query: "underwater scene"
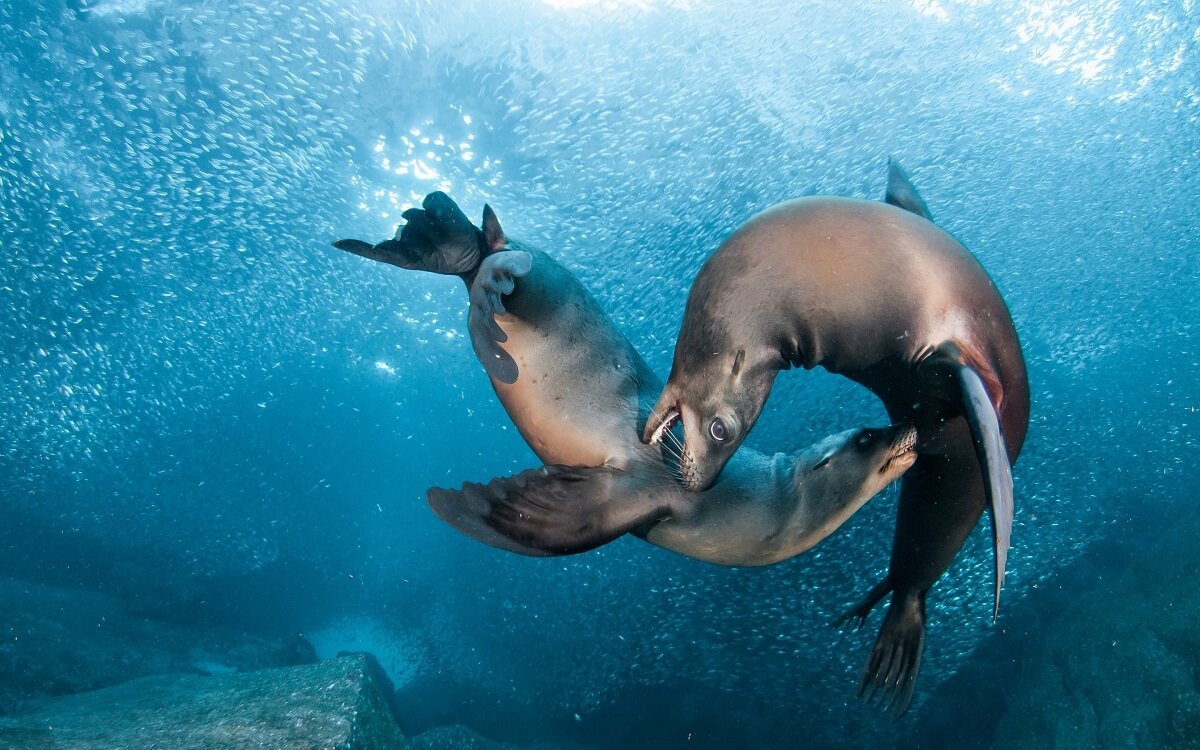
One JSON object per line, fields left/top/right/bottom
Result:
{"left": 1, "top": 0, "right": 1197, "bottom": 748}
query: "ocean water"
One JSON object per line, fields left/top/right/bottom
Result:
{"left": 0, "top": 0, "right": 1197, "bottom": 748}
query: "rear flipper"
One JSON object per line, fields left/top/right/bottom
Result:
{"left": 832, "top": 577, "right": 892, "bottom": 630}
{"left": 427, "top": 465, "right": 671, "bottom": 556}
{"left": 468, "top": 250, "right": 533, "bottom": 384}
{"left": 333, "top": 191, "right": 510, "bottom": 278}
{"left": 857, "top": 589, "right": 926, "bottom": 718}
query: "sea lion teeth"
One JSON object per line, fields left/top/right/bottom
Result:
{"left": 649, "top": 407, "right": 679, "bottom": 445}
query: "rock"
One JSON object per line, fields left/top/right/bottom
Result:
{"left": 993, "top": 510, "right": 1200, "bottom": 749}
{"left": 0, "top": 577, "right": 312, "bottom": 714}
{"left": 408, "top": 725, "right": 580, "bottom": 750}
{"left": 409, "top": 725, "right": 525, "bottom": 750}
{"left": 0, "top": 655, "right": 405, "bottom": 749}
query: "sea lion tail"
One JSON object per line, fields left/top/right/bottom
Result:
{"left": 857, "top": 589, "right": 926, "bottom": 719}
{"left": 333, "top": 191, "right": 506, "bottom": 276}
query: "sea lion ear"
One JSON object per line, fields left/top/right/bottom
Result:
{"left": 481, "top": 204, "right": 507, "bottom": 253}
{"left": 731, "top": 349, "right": 746, "bottom": 377}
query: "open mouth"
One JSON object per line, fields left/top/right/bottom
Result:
{"left": 881, "top": 425, "right": 919, "bottom": 473}
{"left": 649, "top": 407, "right": 697, "bottom": 489}
{"left": 649, "top": 406, "right": 680, "bottom": 445}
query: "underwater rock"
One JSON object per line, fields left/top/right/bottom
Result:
{"left": 409, "top": 724, "right": 583, "bottom": 750}
{"left": 993, "top": 510, "right": 1200, "bottom": 749}
{"left": 0, "top": 577, "right": 312, "bottom": 714}
{"left": 0, "top": 655, "right": 405, "bottom": 749}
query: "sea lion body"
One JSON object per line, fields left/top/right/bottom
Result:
{"left": 478, "top": 245, "right": 653, "bottom": 471}
{"left": 462, "top": 243, "right": 915, "bottom": 567}
{"left": 644, "top": 165, "right": 1029, "bottom": 713}
{"left": 335, "top": 193, "right": 916, "bottom": 567}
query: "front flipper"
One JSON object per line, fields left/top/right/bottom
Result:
{"left": 468, "top": 250, "right": 533, "bottom": 384}
{"left": 925, "top": 346, "right": 1014, "bottom": 620}
{"left": 883, "top": 158, "right": 933, "bottom": 222}
{"left": 427, "top": 465, "right": 670, "bottom": 556}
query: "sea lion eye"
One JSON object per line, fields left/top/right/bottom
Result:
{"left": 814, "top": 456, "right": 831, "bottom": 470}
{"left": 855, "top": 430, "right": 873, "bottom": 449}
{"left": 709, "top": 418, "right": 728, "bottom": 442}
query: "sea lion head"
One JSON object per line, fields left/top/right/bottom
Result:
{"left": 643, "top": 345, "right": 777, "bottom": 492}
{"left": 785, "top": 423, "right": 918, "bottom": 547}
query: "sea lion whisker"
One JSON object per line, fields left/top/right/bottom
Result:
{"left": 660, "top": 424, "right": 685, "bottom": 453}
{"left": 658, "top": 415, "right": 686, "bottom": 452}
{"left": 657, "top": 441, "right": 682, "bottom": 463}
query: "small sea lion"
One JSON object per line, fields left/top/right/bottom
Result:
{"left": 334, "top": 192, "right": 916, "bottom": 566}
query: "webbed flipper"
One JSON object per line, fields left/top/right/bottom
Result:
{"left": 427, "top": 465, "right": 670, "bottom": 556}
{"left": 333, "top": 191, "right": 487, "bottom": 275}
{"left": 883, "top": 158, "right": 933, "bottom": 222}
{"left": 832, "top": 578, "right": 892, "bottom": 631}
{"left": 857, "top": 589, "right": 926, "bottom": 719}
{"left": 468, "top": 250, "right": 533, "bottom": 384}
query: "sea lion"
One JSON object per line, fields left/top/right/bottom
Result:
{"left": 642, "top": 161, "right": 1029, "bottom": 714}
{"left": 333, "top": 192, "right": 917, "bottom": 566}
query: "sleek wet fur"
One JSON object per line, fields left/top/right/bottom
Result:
{"left": 334, "top": 193, "right": 917, "bottom": 567}
{"left": 643, "top": 161, "right": 1029, "bottom": 715}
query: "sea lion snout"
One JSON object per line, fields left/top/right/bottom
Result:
{"left": 643, "top": 393, "right": 728, "bottom": 493}
{"left": 880, "top": 424, "right": 919, "bottom": 476}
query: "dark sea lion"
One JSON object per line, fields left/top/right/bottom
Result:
{"left": 641, "top": 161, "right": 1029, "bottom": 714}
{"left": 334, "top": 192, "right": 917, "bottom": 566}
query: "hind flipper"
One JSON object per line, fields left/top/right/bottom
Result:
{"left": 427, "top": 464, "right": 670, "bottom": 556}
{"left": 883, "top": 158, "right": 933, "bottom": 222}
{"left": 857, "top": 589, "right": 926, "bottom": 718}
{"left": 333, "top": 191, "right": 485, "bottom": 275}
{"left": 832, "top": 578, "right": 892, "bottom": 630}
{"left": 468, "top": 250, "right": 533, "bottom": 384}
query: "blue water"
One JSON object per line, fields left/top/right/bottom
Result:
{"left": 1, "top": 0, "right": 1197, "bottom": 747}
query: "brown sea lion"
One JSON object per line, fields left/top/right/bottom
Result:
{"left": 333, "top": 192, "right": 916, "bottom": 566}
{"left": 641, "top": 161, "right": 1029, "bottom": 714}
